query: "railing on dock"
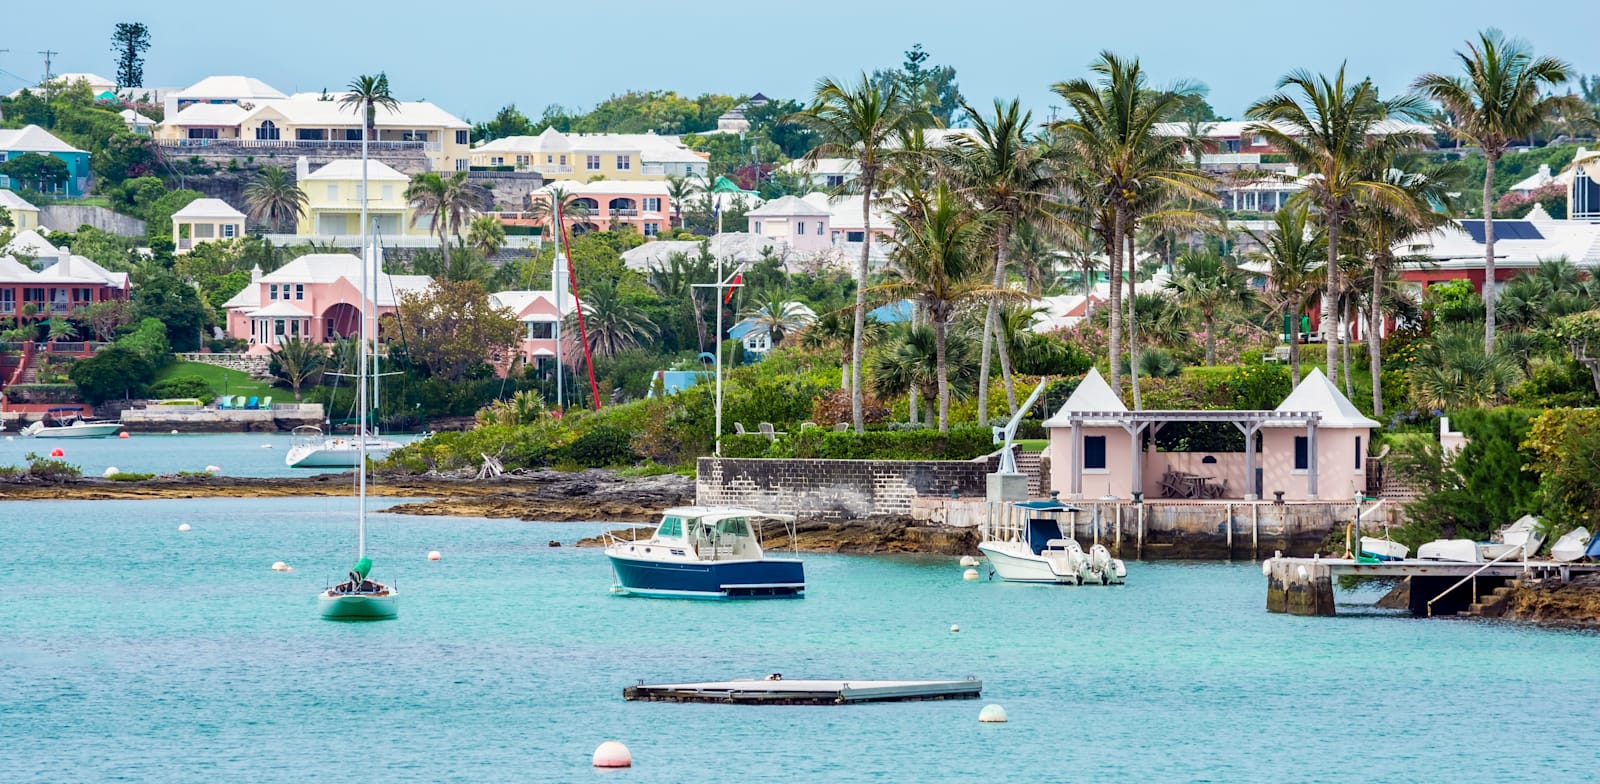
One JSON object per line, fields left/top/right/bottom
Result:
{"left": 1425, "top": 546, "right": 1526, "bottom": 618}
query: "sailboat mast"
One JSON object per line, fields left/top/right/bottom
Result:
{"left": 356, "top": 96, "right": 371, "bottom": 560}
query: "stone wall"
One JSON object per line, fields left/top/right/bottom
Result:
{"left": 697, "top": 455, "right": 1006, "bottom": 519}
{"left": 176, "top": 353, "right": 271, "bottom": 376}
{"left": 38, "top": 206, "right": 146, "bottom": 237}
{"left": 120, "top": 403, "right": 324, "bottom": 433}
{"left": 467, "top": 170, "right": 547, "bottom": 210}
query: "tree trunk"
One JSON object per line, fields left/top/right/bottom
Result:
{"left": 853, "top": 178, "right": 873, "bottom": 434}
{"left": 1108, "top": 208, "right": 1125, "bottom": 396}
{"left": 1324, "top": 214, "right": 1340, "bottom": 379}
{"left": 1341, "top": 297, "right": 1354, "bottom": 397}
{"left": 908, "top": 387, "right": 918, "bottom": 426}
{"left": 1289, "top": 331, "right": 1301, "bottom": 386}
{"left": 1483, "top": 155, "right": 1498, "bottom": 351}
{"left": 1127, "top": 230, "right": 1141, "bottom": 411}
{"left": 1368, "top": 260, "right": 1385, "bottom": 418}
{"left": 935, "top": 317, "right": 950, "bottom": 433}
{"left": 1204, "top": 312, "right": 1216, "bottom": 365}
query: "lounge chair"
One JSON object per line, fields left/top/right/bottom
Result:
{"left": 217, "top": 396, "right": 232, "bottom": 410}
{"left": 260, "top": 396, "right": 273, "bottom": 410}
{"left": 758, "top": 422, "right": 785, "bottom": 440}
{"left": 801, "top": 422, "right": 817, "bottom": 430}
{"left": 234, "top": 395, "right": 247, "bottom": 409}
{"left": 834, "top": 423, "right": 849, "bottom": 432}
{"left": 733, "top": 422, "right": 749, "bottom": 435}
{"left": 245, "top": 396, "right": 259, "bottom": 410}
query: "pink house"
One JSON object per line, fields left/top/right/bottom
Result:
{"left": 527, "top": 180, "right": 672, "bottom": 238}
{"left": 489, "top": 289, "right": 569, "bottom": 371}
{"left": 746, "top": 196, "right": 832, "bottom": 253}
{"left": 1045, "top": 368, "right": 1375, "bottom": 502}
{"left": 221, "top": 253, "right": 432, "bottom": 353}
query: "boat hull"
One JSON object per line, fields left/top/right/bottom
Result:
{"left": 978, "top": 542, "right": 1080, "bottom": 584}
{"left": 318, "top": 590, "right": 400, "bottom": 620}
{"left": 26, "top": 423, "right": 123, "bottom": 438}
{"left": 1359, "top": 537, "right": 1409, "bottom": 561}
{"left": 1552, "top": 528, "right": 1592, "bottom": 563}
{"left": 1417, "top": 539, "right": 1482, "bottom": 563}
{"left": 607, "top": 554, "right": 804, "bottom": 599}
{"left": 287, "top": 440, "right": 401, "bottom": 468}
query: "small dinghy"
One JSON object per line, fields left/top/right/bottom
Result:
{"left": 1359, "top": 536, "right": 1409, "bottom": 561}
{"left": 1417, "top": 538, "right": 1482, "bottom": 563}
{"left": 1551, "top": 527, "right": 1592, "bottom": 563}
{"left": 1479, "top": 515, "right": 1546, "bottom": 561}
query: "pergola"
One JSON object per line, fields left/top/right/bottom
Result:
{"left": 1060, "top": 409, "right": 1323, "bottom": 501}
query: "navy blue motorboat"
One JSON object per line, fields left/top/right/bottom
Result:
{"left": 605, "top": 507, "right": 805, "bottom": 599}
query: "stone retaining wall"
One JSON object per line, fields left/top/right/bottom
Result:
{"left": 38, "top": 206, "right": 146, "bottom": 237}
{"left": 697, "top": 455, "right": 1005, "bottom": 519}
{"left": 176, "top": 353, "right": 271, "bottom": 376}
{"left": 120, "top": 404, "right": 323, "bottom": 433}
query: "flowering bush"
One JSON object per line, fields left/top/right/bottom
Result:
{"left": 1495, "top": 182, "right": 1567, "bottom": 219}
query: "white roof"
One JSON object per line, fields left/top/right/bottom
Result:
{"left": 1151, "top": 119, "right": 1433, "bottom": 139}
{"left": 2, "top": 229, "right": 59, "bottom": 256}
{"left": 0, "top": 255, "right": 40, "bottom": 281}
{"left": 1508, "top": 164, "right": 1570, "bottom": 194}
{"left": 0, "top": 125, "right": 85, "bottom": 154}
{"left": 7, "top": 73, "right": 115, "bottom": 98}
{"left": 163, "top": 102, "right": 250, "bottom": 126}
{"left": 1043, "top": 368, "right": 1127, "bottom": 426}
{"left": 224, "top": 253, "right": 433, "bottom": 310}
{"left": 246, "top": 98, "right": 467, "bottom": 129}
{"left": 250, "top": 301, "right": 314, "bottom": 318}
{"left": 619, "top": 232, "right": 783, "bottom": 272}
{"left": 1402, "top": 218, "right": 1600, "bottom": 269}
{"left": 781, "top": 157, "right": 859, "bottom": 177}
{"left": 1273, "top": 368, "right": 1379, "bottom": 428}
{"left": 33, "top": 252, "right": 129, "bottom": 288}
{"left": 119, "top": 108, "right": 158, "bottom": 126}
{"left": 174, "top": 75, "right": 286, "bottom": 100}
{"left": 172, "top": 198, "right": 246, "bottom": 220}
{"left": 536, "top": 179, "right": 672, "bottom": 197}
{"left": 747, "top": 195, "right": 830, "bottom": 218}
{"left": 799, "top": 192, "right": 890, "bottom": 232}
{"left": 0, "top": 189, "right": 39, "bottom": 212}
{"left": 475, "top": 129, "right": 707, "bottom": 164}
{"left": 302, "top": 159, "right": 410, "bottom": 182}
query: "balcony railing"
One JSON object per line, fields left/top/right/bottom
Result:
{"left": 160, "top": 138, "right": 443, "bottom": 153}
{"left": 609, "top": 208, "right": 639, "bottom": 216}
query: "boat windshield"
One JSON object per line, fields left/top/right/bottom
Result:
{"left": 657, "top": 516, "right": 685, "bottom": 539}
{"left": 715, "top": 517, "right": 750, "bottom": 538}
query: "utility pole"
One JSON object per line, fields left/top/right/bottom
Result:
{"left": 38, "top": 50, "right": 57, "bottom": 83}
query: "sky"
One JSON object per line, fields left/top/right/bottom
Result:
{"left": 3, "top": 1, "right": 1598, "bottom": 125}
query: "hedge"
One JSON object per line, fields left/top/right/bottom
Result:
{"left": 3, "top": 383, "right": 79, "bottom": 403}
{"left": 719, "top": 426, "right": 996, "bottom": 461}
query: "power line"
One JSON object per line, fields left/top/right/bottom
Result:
{"left": 38, "top": 49, "right": 58, "bottom": 82}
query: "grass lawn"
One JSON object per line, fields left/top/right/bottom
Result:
{"left": 1016, "top": 438, "right": 1049, "bottom": 452}
{"left": 155, "top": 360, "right": 280, "bottom": 401}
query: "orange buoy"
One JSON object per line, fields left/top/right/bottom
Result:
{"left": 49, "top": 448, "right": 65, "bottom": 457}
{"left": 118, "top": 432, "right": 130, "bottom": 439}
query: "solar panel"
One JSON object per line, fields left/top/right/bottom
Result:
{"left": 1461, "top": 220, "right": 1543, "bottom": 243}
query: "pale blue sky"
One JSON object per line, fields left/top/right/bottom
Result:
{"left": 3, "top": 1, "right": 1597, "bottom": 124}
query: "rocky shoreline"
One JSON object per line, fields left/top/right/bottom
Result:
{"left": 1504, "top": 575, "right": 1600, "bottom": 628}
{"left": 575, "top": 518, "right": 978, "bottom": 555}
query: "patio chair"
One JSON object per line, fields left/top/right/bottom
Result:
{"left": 834, "top": 423, "right": 849, "bottom": 432}
{"left": 245, "top": 396, "right": 259, "bottom": 410}
{"left": 217, "top": 396, "right": 232, "bottom": 410}
{"left": 260, "top": 396, "right": 273, "bottom": 410}
{"left": 733, "top": 422, "right": 749, "bottom": 435}
{"left": 234, "top": 396, "right": 247, "bottom": 409}
{"left": 801, "top": 422, "right": 817, "bottom": 430}
{"left": 758, "top": 422, "right": 778, "bottom": 440}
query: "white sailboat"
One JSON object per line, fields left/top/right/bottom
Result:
{"left": 317, "top": 103, "right": 398, "bottom": 621}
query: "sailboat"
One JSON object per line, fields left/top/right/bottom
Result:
{"left": 317, "top": 111, "right": 398, "bottom": 621}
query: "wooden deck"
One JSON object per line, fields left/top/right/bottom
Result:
{"left": 623, "top": 678, "right": 983, "bottom": 705}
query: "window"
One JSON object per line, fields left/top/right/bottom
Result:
{"left": 269, "top": 284, "right": 279, "bottom": 300}
{"left": 825, "top": 174, "right": 845, "bottom": 188}
{"left": 796, "top": 221, "right": 805, "bottom": 235}
{"left": 546, "top": 155, "right": 554, "bottom": 164}
{"left": 381, "top": 185, "right": 393, "bottom": 201}
{"left": 559, "top": 155, "right": 567, "bottom": 166}
{"left": 490, "top": 156, "right": 504, "bottom": 166}
{"left": 642, "top": 197, "right": 661, "bottom": 212}
{"left": 455, "top": 130, "right": 469, "bottom": 145}
{"left": 528, "top": 322, "right": 555, "bottom": 339}
{"left": 753, "top": 221, "right": 763, "bottom": 233}
{"left": 188, "top": 128, "right": 219, "bottom": 140}
{"left": 658, "top": 516, "right": 683, "bottom": 538}
{"left": 402, "top": 130, "right": 429, "bottom": 142}
{"left": 343, "top": 129, "right": 362, "bottom": 141}
{"left": 643, "top": 222, "right": 660, "bottom": 237}
{"left": 1251, "top": 134, "right": 1266, "bottom": 147}
{"left": 326, "top": 184, "right": 338, "bottom": 201}
{"left": 1084, "top": 436, "right": 1107, "bottom": 470}
{"left": 455, "top": 159, "right": 468, "bottom": 171}
{"left": 326, "top": 320, "right": 336, "bottom": 339}
{"left": 716, "top": 518, "right": 749, "bottom": 537}
{"left": 846, "top": 230, "right": 865, "bottom": 242}
{"left": 615, "top": 155, "right": 631, "bottom": 170}
{"left": 1354, "top": 437, "right": 1362, "bottom": 470}
{"left": 817, "top": 222, "right": 823, "bottom": 236}
{"left": 516, "top": 155, "right": 529, "bottom": 166}
{"left": 222, "top": 224, "right": 237, "bottom": 239}
{"left": 256, "top": 120, "right": 280, "bottom": 141}
{"left": 295, "top": 284, "right": 305, "bottom": 300}
{"left": 1294, "top": 436, "right": 1309, "bottom": 471}
{"left": 586, "top": 155, "right": 601, "bottom": 170}
{"left": 296, "top": 128, "right": 327, "bottom": 141}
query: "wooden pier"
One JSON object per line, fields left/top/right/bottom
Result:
{"left": 1265, "top": 556, "right": 1600, "bottom": 617}
{"left": 623, "top": 678, "right": 983, "bottom": 705}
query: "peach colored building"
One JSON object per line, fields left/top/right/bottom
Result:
{"left": 1045, "top": 368, "right": 1375, "bottom": 502}
{"left": 746, "top": 196, "right": 832, "bottom": 253}
{"left": 527, "top": 180, "right": 672, "bottom": 238}
{"left": 221, "top": 253, "right": 432, "bottom": 354}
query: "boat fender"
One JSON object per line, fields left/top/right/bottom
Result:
{"left": 962, "top": 569, "right": 979, "bottom": 581}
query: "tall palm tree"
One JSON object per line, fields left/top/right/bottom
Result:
{"left": 790, "top": 74, "right": 924, "bottom": 433}
{"left": 467, "top": 214, "right": 506, "bottom": 258}
{"left": 270, "top": 337, "right": 327, "bottom": 400}
{"left": 1413, "top": 30, "right": 1574, "bottom": 351}
{"left": 1245, "top": 204, "right": 1325, "bottom": 384}
{"left": 872, "top": 183, "right": 1003, "bottom": 432}
{"left": 243, "top": 166, "right": 307, "bottom": 233}
{"left": 664, "top": 175, "right": 695, "bottom": 229}
{"left": 1246, "top": 65, "right": 1429, "bottom": 378}
{"left": 870, "top": 324, "right": 978, "bottom": 427}
{"left": 569, "top": 278, "right": 657, "bottom": 358}
{"left": 338, "top": 73, "right": 399, "bottom": 143}
{"left": 950, "top": 98, "right": 1061, "bottom": 424}
{"left": 1052, "top": 53, "right": 1215, "bottom": 395}
{"left": 1164, "top": 250, "right": 1253, "bottom": 365}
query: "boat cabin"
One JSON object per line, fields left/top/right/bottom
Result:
{"left": 652, "top": 507, "right": 769, "bottom": 561}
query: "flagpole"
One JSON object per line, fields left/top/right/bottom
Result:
{"left": 694, "top": 264, "right": 744, "bottom": 457}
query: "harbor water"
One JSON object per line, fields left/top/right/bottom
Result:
{"left": 0, "top": 432, "right": 422, "bottom": 478}
{"left": 2, "top": 497, "right": 1595, "bottom": 782}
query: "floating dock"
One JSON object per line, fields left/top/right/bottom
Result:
{"left": 623, "top": 678, "right": 982, "bottom": 705}
{"left": 1265, "top": 556, "right": 1600, "bottom": 617}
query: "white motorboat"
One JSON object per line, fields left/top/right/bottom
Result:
{"left": 286, "top": 425, "right": 402, "bottom": 468}
{"left": 1551, "top": 527, "right": 1592, "bottom": 563}
{"left": 605, "top": 507, "right": 804, "bottom": 599}
{"left": 21, "top": 408, "right": 122, "bottom": 438}
{"left": 978, "top": 497, "right": 1125, "bottom": 585}
{"left": 1359, "top": 536, "right": 1409, "bottom": 561}
{"left": 1417, "top": 538, "right": 1483, "bottom": 563}
{"left": 1479, "top": 515, "right": 1546, "bottom": 560}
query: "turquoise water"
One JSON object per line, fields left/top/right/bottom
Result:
{"left": 0, "top": 432, "right": 421, "bottom": 478}
{"left": 2, "top": 497, "right": 1595, "bottom": 783}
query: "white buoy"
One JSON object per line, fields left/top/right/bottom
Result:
{"left": 178, "top": 524, "right": 191, "bottom": 532}
{"left": 950, "top": 624, "right": 960, "bottom": 633}
{"left": 592, "top": 741, "right": 632, "bottom": 768}
{"left": 962, "top": 568, "right": 979, "bottom": 581}
{"left": 103, "top": 466, "right": 120, "bottom": 478}
{"left": 170, "top": 429, "right": 179, "bottom": 434}
{"left": 205, "top": 465, "right": 221, "bottom": 474}
{"left": 260, "top": 444, "right": 273, "bottom": 449}
{"left": 271, "top": 561, "right": 288, "bottom": 572}
{"left": 959, "top": 555, "right": 979, "bottom": 568}
{"left": 978, "top": 704, "right": 1008, "bottom": 723}
{"left": 1262, "top": 560, "right": 1273, "bottom": 576}
{"left": 427, "top": 550, "right": 441, "bottom": 561}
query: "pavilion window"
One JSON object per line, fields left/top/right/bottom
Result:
{"left": 270, "top": 284, "right": 279, "bottom": 300}
{"left": 1354, "top": 437, "right": 1362, "bottom": 470}
{"left": 1294, "top": 436, "right": 1309, "bottom": 471}
{"left": 296, "top": 284, "right": 304, "bottom": 300}
{"left": 1084, "top": 436, "right": 1107, "bottom": 470}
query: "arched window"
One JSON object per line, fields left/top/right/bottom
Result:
{"left": 256, "top": 120, "right": 280, "bottom": 141}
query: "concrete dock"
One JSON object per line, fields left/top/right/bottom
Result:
{"left": 623, "top": 678, "right": 983, "bottom": 705}
{"left": 1265, "top": 556, "right": 1600, "bottom": 617}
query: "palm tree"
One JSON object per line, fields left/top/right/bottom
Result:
{"left": 950, "top": 98, "right": 1061, "bottom": 424}
{"left": 243, "top": 166, "right": 307, "bottom": 233}
{"left": 1246, "top": 65, "right": 1428, "bottom": 379}
{"left": 1409, "top": 324, "right": 1522, "bottom": 409}
{"left": 665, "top": 175, "right": 695, "bottom": 229}
{"left": 46, "top": 318, "right": 78, "bottom": 344}
{"left": 872, "top": 183, "right": 1003, "bottom": 432}
{"left": 338, "top": 73, "right": 399, "bottom": 143}
{"left": 569, "top": 278, "right": 657, "bottom": 358}
{"left": 467, "top": 214, "right": 506, "bottom": 258}
{"left": 740, "top": 289, "right": 814, "bottom": 347}
{"left": 790, "top": 74, "right": 924, "bottom": 433}
{"left": 871, "top": 324, "right": 978, "bottom": 426}
{"left": 1245, "top": 204, "right": 1325, "bottom": 384}
{"left": 1164, "top": 250, "right": 1253, "bottom": 365}
{"left": 1052, "top": 53, "right": 1215, "bottom": 395}
{"left": 528, "top": 185, "right": 592, "bottom": 246}
{"left": 270, "top": 337, "right": 327, "bottom": 400}
{"left": 1414, "top": 30, "right": 1574, "bottom": 351}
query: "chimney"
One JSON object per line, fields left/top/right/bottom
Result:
{"left": 296, "top": 155, "right": 310, "bottom": 180}
{"left": 250, "top": 263, "right": 263, "bottom": 282}
{"left": 1538, "top": 163, "right": 1551, "bottom": 178}
{"left": 58, "top": 246, "right": 71, "bottom": 277}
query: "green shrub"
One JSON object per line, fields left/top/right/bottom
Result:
{"left": 24, "top": 452, "right": 81, "bottom": 480}
{"left": 2, "top": 383, "right": 79, "bottom": 403}
{"left": 148, "top": 375, "right": 214, "bottom": 402}
{"left": 561, "top": 424, "right": 636, "bottom": 467}
{"left": 106, "top": 472, "right": 156, "bottom": 481}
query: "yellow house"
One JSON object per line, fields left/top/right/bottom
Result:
{"left": 1, "top": 189, "right": 41, "bottom": 232}
{"left": 171, "top": 198, "right": 247, "bottom": 253}
{"left": 297, "top": 159, "right": 429, "bottom": 239}
{"left": 470, "top": 127, "right": 708, "bottom": 182}
{"left": 156, "top": 91, "right": 472, "bottom": 173}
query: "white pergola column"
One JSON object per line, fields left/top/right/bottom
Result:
{"left": 1070, "top": 420, "right": 1083, "bottom": 499}
{"left": 1306, "top": 421, "right": 1320, "bottom": 500}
